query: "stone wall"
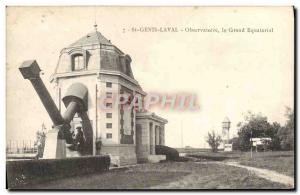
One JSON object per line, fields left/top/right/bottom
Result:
{"left": 100, "top": 144, "right": 137, "bottom": 166}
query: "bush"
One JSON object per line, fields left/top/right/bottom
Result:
{"left": 7, "top": 155, "right": 110, "bottom": 189}
{"left": 206, "top": 130, "right": 222, "bottom": 153}
{"left": 155, "top": 145, "right": 179, "bottom": 161}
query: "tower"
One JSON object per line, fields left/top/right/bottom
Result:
{"left": 50, "top": 26, "right": 146, "bottom": 164}
{"left": 222, "top": 117, "right": 231, "bottom": 144}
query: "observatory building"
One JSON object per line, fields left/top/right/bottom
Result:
{"left": 48, "top": 27, "right": 168, "bottom": 165}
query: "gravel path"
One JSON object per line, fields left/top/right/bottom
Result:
{"left": 224, "top": 162, "right": 294, "bottom": 188}
{"left": 198, "top": 161, "right": 294, "bottom": 188}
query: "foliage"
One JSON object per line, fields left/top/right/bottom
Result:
{"left": 237, "top": 112, "right": 280, "bottom": 151}
{"left": 237, "top": 109, "right": 294, "bottom": 151}
{"left": 270, "top": 122, "right": 281, "bottom": 151}
{"left": 155, "top": 145, "right": 179, "bottom": 161}
{"left": 35, "top": 127, "right": 46, "bottom": 158}
{"left": 206, "top": 130, "right": 222, "bottom": 153}
{"left": 277, "top": 107, "right": 294, "bottom": 150}
{"left": 237, "top": 112, "right": 272, "bottom": 151}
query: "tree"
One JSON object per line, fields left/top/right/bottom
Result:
{"left": 277, "top": 107, "right": 294, "bottom": 150}
{"left": 237, "top": 112, "right": 269, "bottom": 151}
{"left": 237, "top": 111, "right": 280, "bottom": 151}
{"left": 206, "top": 130, "right": 222, "bottom": 153}
{"left": 270, "top": 122, "right": 281, "bottom": 150}
{"left": 35, "top": 124, "right": 47, "bottom": 158}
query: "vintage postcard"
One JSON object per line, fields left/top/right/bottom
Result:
{"left": 6, "top": 6, "right": 294, "bottom": 190}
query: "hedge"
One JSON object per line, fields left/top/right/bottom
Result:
{"left": 187, "top": 154, "right": 237, "bottom": 161}
{"left": 7, "top": 155, "right": 110, "bottom": 189}
{"left": 155, "top": 145, "right": 179, "bottom": 161}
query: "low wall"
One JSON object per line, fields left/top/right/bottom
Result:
{"left": 148, "top": 155, "right": 166, "bottom": 163}
{"left": 6, "top": 155, "right": 110, "bottom": 189}
{"left": 100, "top": 144, "right": 137, "bottom": 166}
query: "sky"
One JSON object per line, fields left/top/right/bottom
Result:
{"left": 6, "top": 6, "right": 294, "bottom": 148}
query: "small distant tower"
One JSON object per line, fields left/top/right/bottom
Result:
{"left": 222, "top": 117, "right": 231, "bottom": 144}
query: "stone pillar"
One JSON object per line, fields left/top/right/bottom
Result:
{"left": 43, "top": 127, "right": 66, "bottom": 159}
{"left": 155, "top": 125, "right": 160, "bottom": 145}
{"left": 149, "top": 122, "right": 154, "bottom": 154}
{"left": 159, "top": 125, "right": 165, "bottom": 145}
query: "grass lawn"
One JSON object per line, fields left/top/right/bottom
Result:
{"left": 186, "top": 150, "right": 294, "bottom": 177}
{"left": 238, "top": 151, "right": 294, "bottom": 177}
{"left": 25, "top": 161, "right": 288, "bottom": 189}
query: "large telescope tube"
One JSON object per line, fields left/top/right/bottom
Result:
{"left": 19, "top": 60, "right": 65, "bottom": 126}
{"left": 19, "top": 60, "right": 89, "bottom": 146}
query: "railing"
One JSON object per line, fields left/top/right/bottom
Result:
{"left": 6, "top": 140, "right": 38, "bottom": 155}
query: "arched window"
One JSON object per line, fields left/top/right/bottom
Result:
{"left": 72, "top": 54, "right": 84, "bottom": 71}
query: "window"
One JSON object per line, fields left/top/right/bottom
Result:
{"left": 72, "top": 54, "right": 84, "bottom": 71}
{"left": 125, "top": 59, "right": 131, "bottom": 75}
{"left": 106, "top": 133, "right": 112, "bottom": 139}
{"left": 106, "top": 113, "right": 112, "bottom": 118}
{"left": 106, "top": 103, "right": 112, "bottom": 108}
{"left": 106, "top": 123, "right": 112, "bottom": 128}
{"left": 106, "top": 82, "right": 112, "bottom": 88}
{"left": 106, "top": 92, "right": 112, "bottom": 98}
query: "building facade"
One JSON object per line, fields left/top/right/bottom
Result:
{"left": 50, "top": 27, "right": 167, "bottom": 165}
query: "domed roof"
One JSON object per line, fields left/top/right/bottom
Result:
{"left": 69, "top": 31, "right": 112, "bottom": 47}
{"left": 52, "top": 28, "right": 146, "bottom": 95}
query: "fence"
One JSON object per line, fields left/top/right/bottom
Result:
{"left": 6, "top": 140, "right": 38, "bottom": 154}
